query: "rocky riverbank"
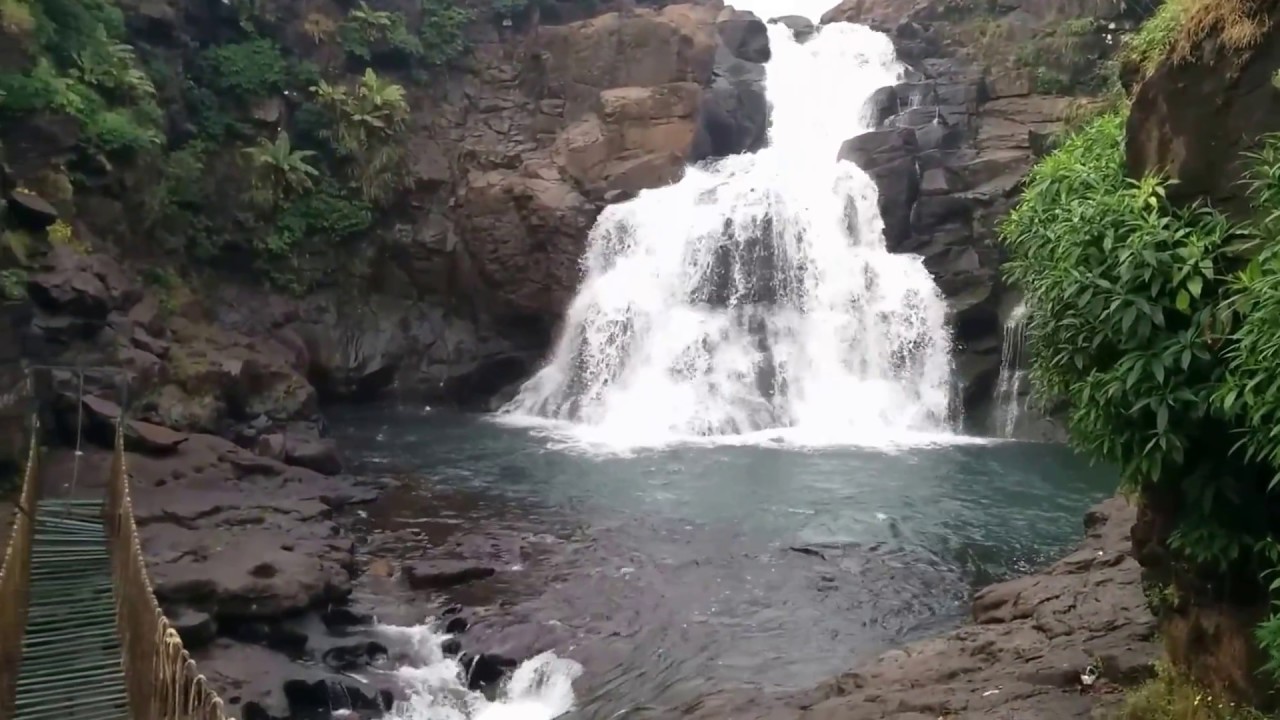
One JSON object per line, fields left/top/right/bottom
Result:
{"left": 680, "top": 496, "right": 1157, "bottom": 719}
{"left": 23, "top": 428, "right": 539, "bottom": 719}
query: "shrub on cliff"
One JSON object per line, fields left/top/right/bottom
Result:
{"left": 1002, "top": 113, "right": 1280, "bottom": 686}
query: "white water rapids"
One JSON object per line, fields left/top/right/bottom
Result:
{"left": 386, "top": 8, "right": 958, "bottom": 720}
{"left": 500, "top": 12, "right": 954, "bottom": 449}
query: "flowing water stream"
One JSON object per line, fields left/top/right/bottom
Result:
{"left": 500, "top": 18, "right": 952, "bottom": 447}
{"left": 348, "top": 7, "right": 1114, "bottom": 719}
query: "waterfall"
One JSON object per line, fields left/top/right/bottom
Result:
{"left": 501, "top": 17, "right": 954, "bottom": 448}
{"left": 994, "top": 302, "right": 1027, "bottom": 438}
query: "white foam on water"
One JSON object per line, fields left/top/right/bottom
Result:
{"left": 499, "top": 18, "right": 957, "bottom": 453}
{"left": 377, "top": 624, "right": 583, "bottom": 720}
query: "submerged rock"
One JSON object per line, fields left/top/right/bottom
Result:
{"left": 403, "top": 561, "right": 497, "bottom": 591}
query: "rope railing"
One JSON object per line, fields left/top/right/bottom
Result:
{"left": 0, "top": 408, "right": 39, "bottom": 720}
{"left": 105, "top": 420, "right": 228, "bottom": 719}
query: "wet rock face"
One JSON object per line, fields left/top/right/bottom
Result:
{"left": 841, "top": 59, "right": 1071, "bottom": 417}
{"left": 820, "top": 0, "right": 1155, "bottom": 435}
{"left": 693, "top": 18, "right": 770, "bottom": 162}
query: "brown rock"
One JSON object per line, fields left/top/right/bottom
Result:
{"left": 27, "top": 246, "right": 140, "bottom": 320}
{"left": 1126, "top": 9, "right": 1280, "bottom": 216}
{"left": 127, "top": 420, "right": 189, "bottom": 453}
{"left": 539, "top": 5, "right": 718, "bottom": 118}
{"left": 455, "top": 170, "right": 594, "bottom": 320}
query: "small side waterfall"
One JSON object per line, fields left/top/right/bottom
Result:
{"left": 993, "top": 302, "right": 1027, "bottom": 438}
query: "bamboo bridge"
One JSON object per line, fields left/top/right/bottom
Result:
{"left": 0, "top": 373, "right": 228, "bottom": 720}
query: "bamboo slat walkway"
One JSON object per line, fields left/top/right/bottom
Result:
{"left": 13, "top": 500, "right": 128, "bottom": 720}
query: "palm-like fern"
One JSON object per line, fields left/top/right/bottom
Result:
{"left": 310, "top": 70, "right": 409, "bottom": 204}
{"left": 241, "top": 131, "right": 320, "bottom": 210}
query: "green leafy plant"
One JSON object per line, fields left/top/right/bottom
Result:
{"left": 241, "top": 130, "right": 320, "bottom": 210}
{"left": 0, "top": 269, "right": 26, "bottom": 301}
{"left": 196, "top": 38, "right": 287, "bottom": 100}
{"left": 1120, "top": 661, "right": 1269, "bottom": 720}
{"left": 1004, "top": 112, "right": 1280, "bottom": 691}
{"left": 1117, "top": 0, "right": 1184, "bottom": 78}
{"left": 339, "top": 1, "right": 422, "bottom": 60}
{"left": 71, "top": 35, "right": 155, "bottom": 100}
{"left": 311, "top": 69, "right": 410, "bottom": 203}
{"left": 419, "top": 0, "right": 472, "bottom": 65}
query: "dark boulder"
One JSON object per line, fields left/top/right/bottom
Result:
{"left": 6, "top": 190, "right": 58, "bottom": 230}
{"left": 27, "top": 246, "right": 140, "bottom": 321}
{"left": 838, "top": 128, "right": 920, "bottom": 253}
{"left": 769, "top": 15, "right": 814, "bottom": 42}
{"left": 461, "top": 653, "right": 519, "bottom": 690}
{"left": 692, "top": 44, "right": 769, "bottom": 162}
{"left": 716, "top": 10, "right": 770, "bottom": 63}
{"left": 168, "top": 607, "right": 217, "bottom": 651}
{"left": 403, "top": 561, "right": 497, "bottom": 591}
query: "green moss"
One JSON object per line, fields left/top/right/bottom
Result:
{"left": 0, "top": 269, "right": 25, "bottom": 300}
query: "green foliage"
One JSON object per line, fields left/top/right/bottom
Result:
{"left": 264, "top": 180, "right": 372, "bottom": 254}
{"left": 1003, "top": 113, "right": 1280, "bottom": 688}
{"left": 0, "top": 0, "right": 162, "bottom": 162}
{"left": 339, "top": 1, "right": 422, "bottom": 61}
{"left": 140, "top": 141, "right": 209, "bottom": 231}
{"left": 1004, "top": 113, "right": 1231, "bottom": 485}
{"left": 1120, "top": 661, "right": 1269, "bottom": 720}
{"left": 254, "top": 179, "right": 373, "bottom": 294}
{"left": 0, "top": 269, "right": 25, "bottom": 300}
{"left": 241, "top": 131, "right": 319, "bottom": 210}
{"left": 419, "top": 0, "right": 473, "bottom": 65}
{"left": 196, "top": 38, "right": 287, "bottom": 100}
{"left": 310, "top": 69, "right": 410, "bottom": 204}
{"left": 1117, "top": 0, "right": 1184, "bottom": 78}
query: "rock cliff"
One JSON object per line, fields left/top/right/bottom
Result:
{"left": 0, "top": 0, "right": 775, "bottom": 446}
{"left": 829, "top": 0, "right": 1153, "bottom": 436}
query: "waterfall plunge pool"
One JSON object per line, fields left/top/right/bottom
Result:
{"left": 329, "top": 407, "right": 1113, "bottom": 719}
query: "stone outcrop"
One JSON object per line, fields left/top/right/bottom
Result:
{"left": 694, "top": 9, "right": 771, "bottom": 161}
{"left": 1126, "top": 1, "right": 1280, "bottom": 218}
{"left": 829, "top": 0, "right": 1150, "bottom": 432}
{"left": 682, "top": 497, "right": 1157, "bottom": 719}
{"left": 839, "top": 52, "right": 1069, "bottom": 419}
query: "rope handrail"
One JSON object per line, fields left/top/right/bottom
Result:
{"left": 0, "top": 411, "right": 39, "bottom": 719}
{"left": 106, "top": 419, "right": 228, "bottom": 719}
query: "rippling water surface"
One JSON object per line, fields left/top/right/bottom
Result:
{"left": 329, "top": 407, "right": 1114, "bottom": 717}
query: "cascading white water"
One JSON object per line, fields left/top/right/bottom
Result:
{"left": 994, "top": 302, "right": 1027, "bottom": 439}
{"left": 501, "top": 17, "right": 954, "bottom": 447}
{"left": 378, "top": 624, "right": 582, "bottom": 720}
